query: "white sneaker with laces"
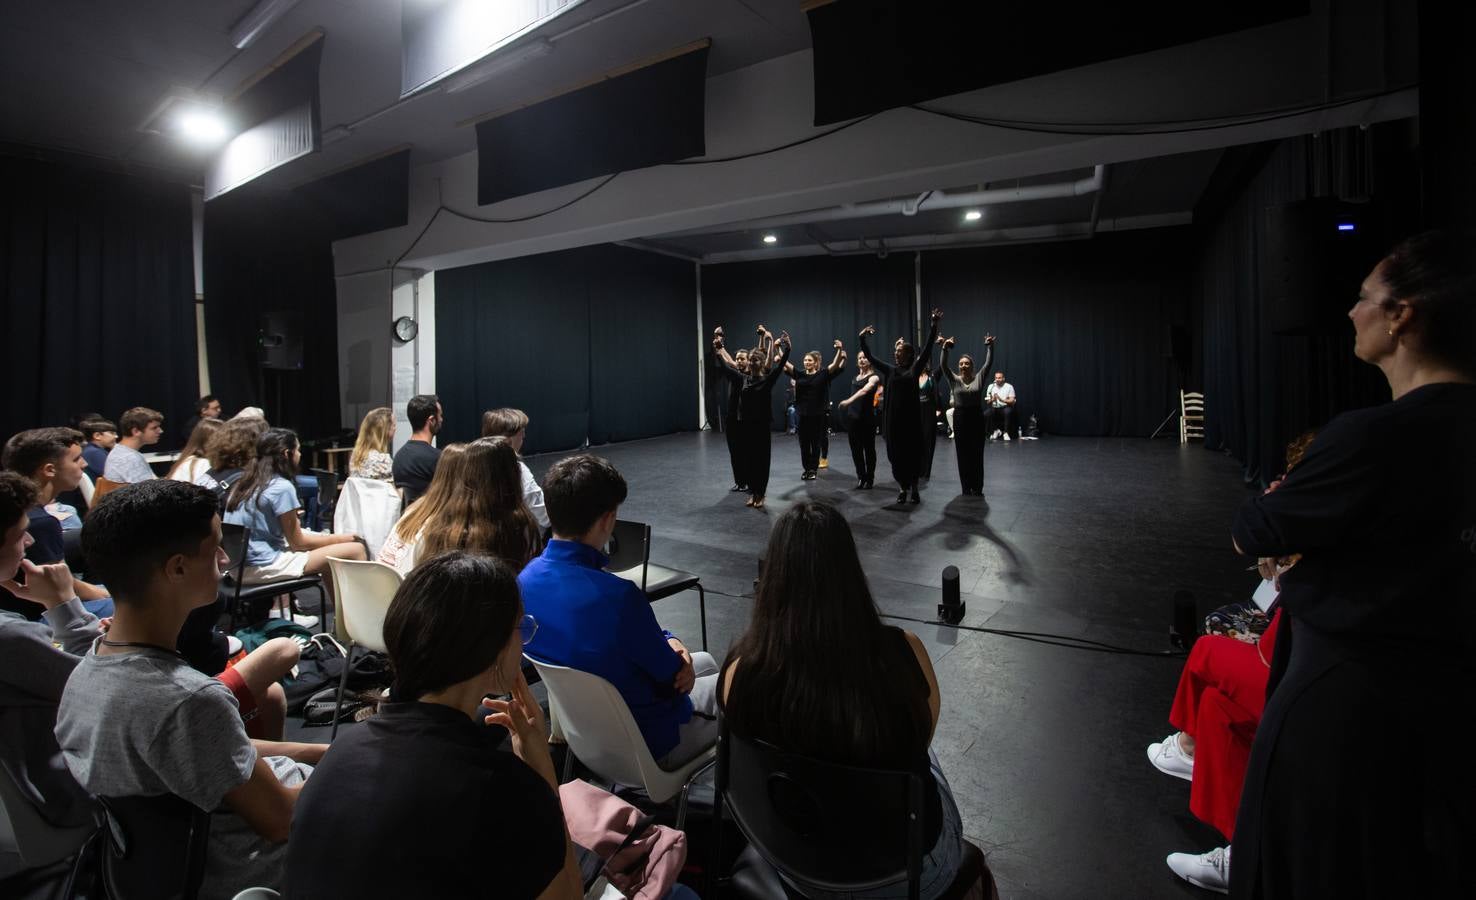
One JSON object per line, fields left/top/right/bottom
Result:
{"left": 1166, "top": 846, "right": 1230, "bottom": 894}
{"left": 1002, "top": 433, "right": 1011, "bottom": 441}
{"left": 268, "top": 608, "right": 319, "bottom": 629}
{"left": 1146, "top": 732, "right": 1194, "bottom": 781}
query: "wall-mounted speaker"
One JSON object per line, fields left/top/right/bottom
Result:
{"left": 259, "top": 311, "right": 305, "bottom": 370}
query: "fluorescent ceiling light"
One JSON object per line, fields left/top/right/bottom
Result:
{"left": 177, "top": 110, "right": 229, "bottom": 145}
{"left": 964, "top": 210, "right": 982, "bottom": 221}
{"left": 763, "top": 234, "right": 778, "bottom": 244}
{"left": 231, "top": 0, "right": 305, "bottom": 50}
{"left": 443, "top": 38, "right": 555, "bottom": 94}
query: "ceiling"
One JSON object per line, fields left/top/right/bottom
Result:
{"left": 0, "top": 0, "right": 811, "bottom": 181}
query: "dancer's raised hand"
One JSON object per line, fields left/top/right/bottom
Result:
{"left": 778, "top": 329, "right": 791, "bottom": 345}
{"left": 860, "top": 325, "right": 876, "bottom": 337}
{"left": 930, "top": 308, "right": 944, "bottom": 323}
{"left": 943, "top": 336, "right": 956, "bottom": 348}
{"left": 833, "top": 339, "right": 843, "bottom": 350}
{"left": 984, "top": 333, "right": 996, "bottom": 346}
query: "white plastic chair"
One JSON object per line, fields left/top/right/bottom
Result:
{"left": 525, "top": 656, "right": 716, "bottom": 829}
{"left": 326, "top": 558, "right": 401, "bottom": 738}
{"left": 0, "top": 766, "right": 95, "bottom": 880}
{"left": 333, "top": 476, "right": 403, "bottom": 558}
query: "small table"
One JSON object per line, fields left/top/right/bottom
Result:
{"left": 314, "top": 446, "right": 355, "bottom": 477}
{"left": 143, "top": 451, "right": 182, "bottom": 475}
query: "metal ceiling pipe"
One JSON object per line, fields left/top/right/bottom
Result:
{"left": 674, "top": 165, "right": 1105, "bottom": 237}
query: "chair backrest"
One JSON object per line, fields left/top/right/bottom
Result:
{"left": 605, "top": 519, "right": 651, "bottom": 590}
{"left": 333, "top": 477, "right": 403, "bottom": 558}
{"left": 326, "top": 558, "right": 400, "bottom": 650}
{"left": 97, "top": 793, "right": 211, "bottom": 900}
{"left": 0, "top": 766, "right": 95, "bottom": 877}
{"left": 524, "top": 656, "right": 669, "bottom": 794}
{"left": 717, "top": 726, "right": 925, "bottom": 898}
{"left": 308, "top": 468, "right": 338, "bottom": 522}
{"left": 92, "top": 477, "right": 128, "bottom": 502}
{"left": 1180, "top": 390, "right": 1205, "bottom": 443}
{"left": 220, "top": 522, "right": 250, "bottom": 583}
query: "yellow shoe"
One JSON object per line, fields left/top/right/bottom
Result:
{"left": 818, "top": 457, "right": 829, "bottom": 469}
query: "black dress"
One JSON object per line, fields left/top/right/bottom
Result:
{"left": 715, "top": 354, "right": 747, "bottom": 488}
{"left": 918, "top": 372, "right": 940, "bottom": 479}
{"left": 860, "top": 321, "right": 939, "bottom": 492}
{"left": 1228, "top": 382, "right": 1476, "bottom": 899}
{"left": 719, "top": 343, "right": 792, "bottom": 499}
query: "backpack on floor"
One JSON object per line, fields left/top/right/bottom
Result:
{"left": 283, "top": 633, "right": 391, "bottom": 716}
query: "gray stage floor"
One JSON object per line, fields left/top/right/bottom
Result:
{"left": 522, "top": 429, "right": 1256, "bottom": 900}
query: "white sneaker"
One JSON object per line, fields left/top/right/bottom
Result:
{"left": 1002, "top": 433, "right": 1011, "bottom": 441}
{"left": 991, "top": 430, "right": 1002, "bottom": 440}
{"left": 268, "top": 608, "right": 319, "bottom": 629}
{"left": 1166, "top": 846, "right": 1230, "bottom": 894}
{"left": 1147, "top": 732, "right": 1194, "bottom": 781}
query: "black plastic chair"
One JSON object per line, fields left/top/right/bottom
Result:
{"left": 606, "top": 519, "right": 707, "bottom": 649}
{"left": 95, "top": 794, "right": 210, "bottom": 900}
{"left": 307, "top": 468, "right": 339, "bottom": 529}
{"left": 219, "top": 522, "right": 327, "bottom": 634}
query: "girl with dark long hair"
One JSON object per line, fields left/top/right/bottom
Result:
{"left": 860, "top": 310, "right": 942, "bottom": 504}
{"left": 719, "top": 502, "right": 963, "bottom": 897}
{"left": 715, "top": 327, "right": 792, "bottom": 509}
{"left": 222, "top": 428, "right": 366, "bottom": 587}
{"left": 838, "top": 349, "right": 881, "bottom": 488}
{"left": 936, "top": 333, "right": 994, "bottom": 497}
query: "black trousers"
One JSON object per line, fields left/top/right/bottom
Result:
{"left": 847, "top": 414, "right": 877, "bottom": 481}
{"left": 987, "top": 405, "right": 1017, "bottom": 437}
{"left": 953, "top": 406, "right": 985, "bottom": 493}
{"left": 920, "top": 401, "right": 938, "bottom": 478}
{"left": 724, "top": 414, "right": 745, "bottom": 486}
{"left": 742, "top": 421, "right": 773, "bottom": 498}
{"left": 798, "top": 414, "right": 826, "bottom": 472}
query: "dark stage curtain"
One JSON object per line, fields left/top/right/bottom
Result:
{"left": 922, "top": 231, "right": 1193, "bottom": 437}
{"left": 203, "top": 186, "right": 342, "bottom": 442}
{"left": 1193, "top": 127, "right": 1415, "bottom": 483}
{"left": 0, "top": 154, "right": 196, "bottom": 442}
{"left": 700, "top": 254, "right": 917, "bottom": 428}
{"left": 435, "top": 245, "right": 697, "bottom": 454}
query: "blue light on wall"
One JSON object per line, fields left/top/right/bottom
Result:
{"left": 1337, "top": 223, "right": 1356, "bottom": 232}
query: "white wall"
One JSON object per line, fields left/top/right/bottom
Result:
{"left": 389, "top": 270, "right": 436, "bottom": 452}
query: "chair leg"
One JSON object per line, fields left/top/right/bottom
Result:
{"left": 560, "top": 747, "right": 576, "bottom": 784}
{"left": 697, "top": 584, "right": 707, "bottom": 651}
{"left": 330, "top": 640, "right": 355, "bottom": 740}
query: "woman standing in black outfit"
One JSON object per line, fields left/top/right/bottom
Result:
{"left": 716, "top": 328, "right": 792, "bottom": 509}
{"left": 918, "top": 365, "right": 941, "bottom": 480}
{"left": 937, "top": 333, "right": 994, "bottom": 496}
{"left": 712, "top": 329, "right": 749, "bottom": 492}
{"left": 860, "top": 309, "right": 942, "bottom": 504}
{"left": 1228, "top": 232, "right": 1476, "bottom": 899}
{"left": 838, "top": 349, "right": 882, "bottom": 488}
{"left": 784, "top": 340, "right": 846, "bottom": 480}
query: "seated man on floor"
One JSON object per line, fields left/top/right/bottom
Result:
{"left": 55, "top": 481, "right": 327, "bottom": 900}
{"left": 519, "top": 454, "right": 718, "bottom": 767}
{"left": 103, "top": 406, "right": 164, "bottom": 484}
{"left": 985, "top": 371, "right": 1018, "bottom": 441}
{"left": 2, "top": 427, "right": 113, "bottom": 618}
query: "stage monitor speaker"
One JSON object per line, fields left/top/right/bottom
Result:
{"left": 259, "top": 311, "right": 305, "bottom": 370}
{"left": 1260, "top": 198, "right": 1385, "bottom": 335}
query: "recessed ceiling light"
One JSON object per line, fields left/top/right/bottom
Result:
{"left": 177, "top": 110, "right": 229, "bottom": 144}
{"left": 964, "top": 210, "right": 982, "bottom": 221}
{"left": 762, "top": 234, "right": 778, "bottom": 244}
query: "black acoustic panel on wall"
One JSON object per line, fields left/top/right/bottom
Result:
{"left": 1260, "top": 198, "right": 1385, "bottom": 335}
{"left": 806, "top": 0, "right": 1309, "bottom": 125}
{"left": 475, "top": 45, "right": 708, "bottom": 205}
{"left": 259, "top": 311, "right": 305, "bottom": 370}
{"left": 294, "top": 149, "right": 411, "bottom": 241}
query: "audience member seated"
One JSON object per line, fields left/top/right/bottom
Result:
{"left": 378, "top": 438, "right": 541, "bottom": 576}
{"left": 197, "top": 416, "right": 268, "bottom": 497}
{"left": 1, "top": 428, "right": 113, "bottom": 618}
{"left": 169, "top": 417, "right": 224, "bottom": 483}
{"left": 232, "top": 406, "right": 266, "bottom": 421}
{"left": 520, "top": 455, "right": 717, "bottom": 767}
{"left": 378, "top": 443, "right": 467, "bottom": 573}
{"left": 391, "top": 393, "right": 443, "bottom": 505}
{"left": 480, "top": 407, "right": 550, "bottom": 529}
{"left": 347, "top": 406, "right": 395, "bottom": 481}
{"left": 79, "top": 417, "right": 117, "bottom": 480}
{"left": 1148, "top": 434, "right": 1312, "bottom": 894}
{"left": 54, "top": 481, "right": 329, "bottom": 900}
{"left": 221, "top": 429, "right": 366, "bottom": 594}
{"left": 103, "top": 406, "right": 164, "bottom": 483}
{"left": 284, "top": 552, "right": 583, "bottom": 899}
{"left": 984, "top": 372, "right": 1017, "bottom": 441}
{"left": 0, "top": 470, "right": 99, "bottom": 833}
{"left": 718, "top": 501, "right": 964, "bottom": 899}
{"left": 179, "top": 394, "right": 223, "bottom": 446}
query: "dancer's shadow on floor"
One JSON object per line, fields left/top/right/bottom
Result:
{"left": 904, "top": 494, "right": 1033, "bottom": 586}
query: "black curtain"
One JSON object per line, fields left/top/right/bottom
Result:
{"left": 203, "top": 185, "right": 341, "bottom": 441}
{"left": 700, "top": 253, "right": 917, "bottom": 427}
{"left": 1193, "top": 125, "right": 1417, "bottom": 483}
{"left": 922, "top": 230, "right": 1193, "bottom": 436}
{"left": 435, "top": 244, "right": 697, "bottom": 454}
{"left": 0, "top": 153, "right": 196, "bottom": 442}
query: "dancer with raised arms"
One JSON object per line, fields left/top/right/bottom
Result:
{"left": 711, "top": 328, "right": 750, "bottom": 493}
{"left": 838, "top": 348, "right": 881, "bottom": 489}
{"left": 715, "top": 326, "right": 792, "bottom": 509}
{"left": 937, "top": 333, "right": 995, "bottom": 497}
{"left": 781, "top": 340, "right": 846, "bottom": 481}
{"left": 860, "top": 309, "right": 942, "bottom": 504}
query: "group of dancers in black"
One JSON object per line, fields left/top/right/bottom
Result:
{"left": 712, "top": 309, "right": 999, "bottom": 508}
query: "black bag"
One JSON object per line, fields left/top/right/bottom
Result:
{"left": 201, "top": 467, "right": 245, "bottom": 512}
{"left": 283, "top": 634, "right": 392, "bottom": 716}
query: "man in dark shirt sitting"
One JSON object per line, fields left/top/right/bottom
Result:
{"left": 391, "top": 394, "right": 443, "bottom": 506}
{"left": 79, "top": 418, "right": 117, "bottom": 480}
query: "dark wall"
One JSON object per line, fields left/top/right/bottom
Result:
{"left": 0, "top": 153, "right": 197, "bottom": 442}
{"left": 435, "top": 244, "right": 697, "bottom": 454}
{"left": 922, "top": 230, "right": 1194, "bottom": 437}
{"left": 700, "top": 253, "right": 917, "bottom": 427}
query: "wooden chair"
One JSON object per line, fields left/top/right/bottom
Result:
{"left": 1180, "top": 391, "right": 1205, "bottom": 444}
{"left": 91, "top": 477, "right": 129, "bottom": 502}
